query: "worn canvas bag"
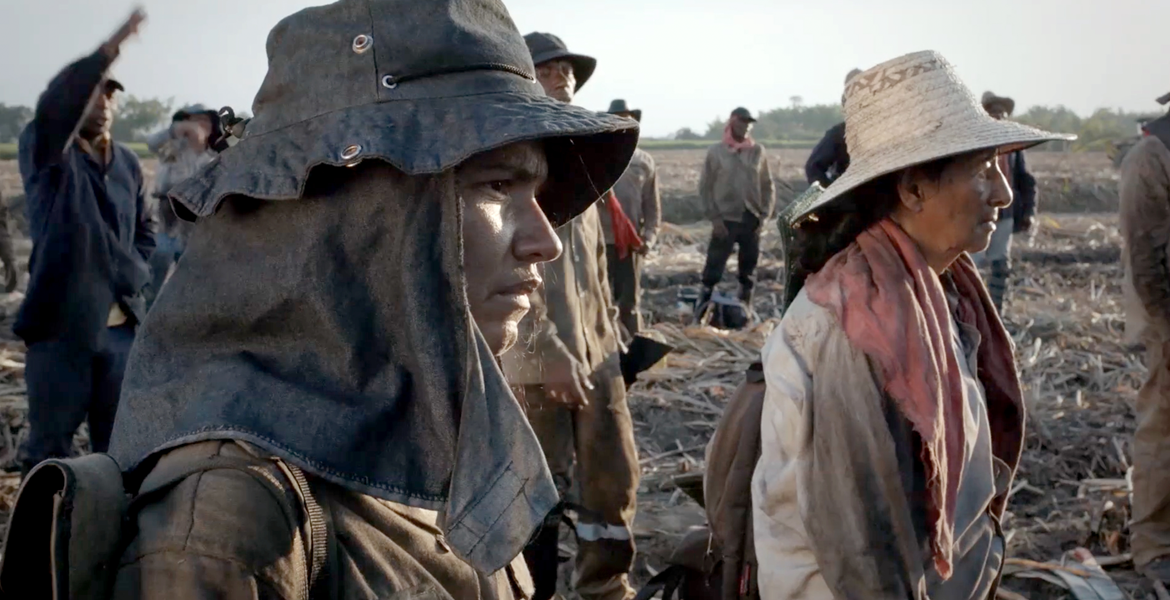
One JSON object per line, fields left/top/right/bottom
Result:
{"left": 0, "top": 451, "right": 327, "bottom": 600}
{"left": 635, "top": 362, "right": 767, "bottom": 600}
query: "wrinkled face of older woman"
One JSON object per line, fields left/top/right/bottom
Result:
{"left": 456, "top": 140, "right": 562, "bottom": 355}
{"left": 893, "top": 150, "right": 1013, "bottom": 270}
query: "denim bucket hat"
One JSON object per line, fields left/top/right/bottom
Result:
{"left": 523, "top": 32, "right": 597, "bottom": 92}
{"left": 170, "top": 0, "right": 639, "bottom": 228}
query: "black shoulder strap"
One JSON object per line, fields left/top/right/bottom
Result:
{"left": 133, "top": 454, "right": 329, "bottom": 600}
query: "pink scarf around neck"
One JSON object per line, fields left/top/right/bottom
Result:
{"left": 723, "top": 120, "right": 755, "bottom": 152}
{"left": 804, "top": 218, "right": 1024, "bottom": 580}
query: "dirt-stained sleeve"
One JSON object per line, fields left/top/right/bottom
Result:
{"left": 641, "top": 152, "right": 661, "bottom": 245}
{"left": 1120, "top": 138, "right": 1170, "bottom": 334}
{"left": 112, "top": 458, "right": 303, "bottom": 600}
{"left": 132, "top": 155, "right": 158, "bottom": 264}
{"left": 759, "top": 151, "right": 776, "bottom": 217}
{"left": 804, "top": 125, "right": 844, "bottom": 187}
{"left": 112, "top": 553, "right": 285, "bottom": 600}
{"left": 526, "top": 225, "right": 575, "bottom": 366}
{"left": 801, "top": 327, "right": 929, "bottom": 600}
{"left": 699, "top": 146, "right": 720, "bottom": 222}
{"left": 754, "top": 294, "right": 929, "bottom": 600}
{"left": 588, "top": 206, "right": 623, "bottom": 343}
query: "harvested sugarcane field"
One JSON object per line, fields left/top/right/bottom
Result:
{"left": 0, "top": 149, "right": 1151, "bottom": 598}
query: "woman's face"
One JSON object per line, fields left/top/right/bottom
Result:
{"left": 894, "top": 151, "right": 1013, "bottom": 269}
{"left": 457, "top": 141, "right": 561, "bottom": 355}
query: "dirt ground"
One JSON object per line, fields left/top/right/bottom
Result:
{"left": 0, "top": 151, "right": 1154, "bottom": 598}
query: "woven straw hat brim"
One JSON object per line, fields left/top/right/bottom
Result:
{"left": 792, "top": 118, "right": 1070, "bottom": 224}
{"left": 170, "top": 86, "right": 639, "bottom": 228}
{"left": 789, "top": 50, "right": 1075, "bottom": 224}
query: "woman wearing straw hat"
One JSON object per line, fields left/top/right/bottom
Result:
{"left": 751, "top": 51, "right": 1073, "bottom": 600}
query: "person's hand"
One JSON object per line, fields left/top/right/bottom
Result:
{"left": 712, "top": 219, "right": 729, "bottom": 239}
{"left": 101, "top": 7, "right": 147, "bottom": 58}
{"left": 637, "top": 235, "right": 655, "bottom": 255}
{"left": 543, "top": 353, "right": 593, "bottom": 409}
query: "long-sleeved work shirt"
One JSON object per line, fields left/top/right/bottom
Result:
{"left": 500, "top": 204, "right": 621, "bottom": 384}
{"left": 1000, "top": 150, "right": 1037, "bottom": 226}
{"left": 752, "top": 288, "right": 1010, "bottom": 600}
{"left": 1120, "top": 115, "right": 1170, "bottom": 345}
{"left": 15, "top": 49, "right": 156, "bottom": 347}
{"left": 597, "top": 147, "right": 661, "bottom": 245}
{"left": 699, "top": 142, "right": 775, "bottom": 224}
{"left": 805, "top": 122, "right": 849, "bottom": 187}
{"left": 115, "top": 440, "right": 532, "bottom": 600}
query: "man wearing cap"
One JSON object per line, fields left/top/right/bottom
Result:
{"left": 753, "top": 51, "right": 1072, "bottom": 600}
{"left": 805, "top": 68, "right": 862, "bottom": 187}
{"left": 144, "top": 104, "right": 220, "bottom": 303}
{"left": 1120, "top": 94, "right": 1170, "bottom": 584}
{"left": 106, "top": 1, "right": 638, "bottom": 598}
{"left": 597, "top": 99, "right": 660, "bottom": 337}
{"left": 699, "top": 107, "right": 775, "bottom": 308}
{"left": 501, "top": 31, "right": 640, "bottom": 600}
{"left": 15, "top": 9, "right": 155, "bottom": 476}
{"left": 971, "top": 91, "right": 1039, "bottom": 313}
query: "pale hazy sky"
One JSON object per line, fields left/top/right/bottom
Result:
{"left": 1, "top": 0, "right": 1166, "bottom": 137}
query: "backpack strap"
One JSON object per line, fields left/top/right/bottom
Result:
{"left": 132, "top": 453, "right": 329, "bottom": 600}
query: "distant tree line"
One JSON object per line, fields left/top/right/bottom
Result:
{"left": 1014, "top": 106, "right": 1162, "bottom": 151}
{"left": 667, "top": 98, "right": 1164, "bottom": 152}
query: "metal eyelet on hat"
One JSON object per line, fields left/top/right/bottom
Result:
{"left": 340, "top": 144, "right": 363, "bottom": 164}
{"left": 381, "top": 75, "right": 397, "bottom": 90}
{"left": 352, "top": 34, "right": 372, "bottom": 54}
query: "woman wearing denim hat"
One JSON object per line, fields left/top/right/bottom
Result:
{"left": 752, "top": 51, "right": 1073, "bottom": 600}
{"left": 104, "top": 0, "right": 638, "bottom": 598}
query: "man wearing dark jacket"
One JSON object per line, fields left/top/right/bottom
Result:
{"left": 15, "top": 9, "right": 156, "bottom": 475}
{"left": 971, "top": 91, "right": 1039, "bottom": 312}
{"left": 804, "top": 68, "right": 861, "bottom": 187}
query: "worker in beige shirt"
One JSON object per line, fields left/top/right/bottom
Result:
{"left": 597, "top": 99, "right": 660, "bottom": 337}
{"left": 699, "top": 107, "right": 775, "bottom": 309}
{"left": 500, "top": 31, "right": 641, "bottom": 600}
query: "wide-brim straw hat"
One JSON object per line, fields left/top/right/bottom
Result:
{"left": 170, "top": 0, "right": 638, "bottom": 228}
{"left": 791, "top": 51, "right": 1074, "bottom": 224}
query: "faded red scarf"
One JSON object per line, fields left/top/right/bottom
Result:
{"left": 606, "top": 190, "right": 643, "bottom": 259}
{"left": 805, "top": 218, "right": 1024, "bottom": 579}
{"left": 723, "top": 120, "right": 755, "bottom": 153}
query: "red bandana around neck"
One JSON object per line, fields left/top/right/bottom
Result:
{"left": 723, "top": 120, "right": 755, "bottom": 153}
